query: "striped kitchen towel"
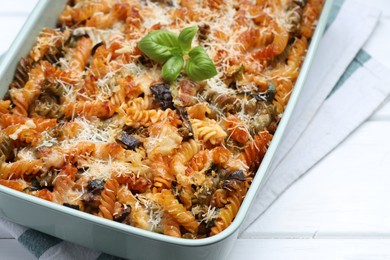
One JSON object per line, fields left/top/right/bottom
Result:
{"left": 241, "top": 0, "right": 387, "bottom": 233}
{"left": 0, "top": 0, "right": 388, "bottom": 259}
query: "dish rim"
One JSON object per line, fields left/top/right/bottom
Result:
{"left": 0, "top": 0, "right": 334, "bottom": 247}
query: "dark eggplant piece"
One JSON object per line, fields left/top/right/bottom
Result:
{"left": 293, "top": 0, "right": 308, "bottom": 7}
{"left": 123, "top": 125, "right": 149, "bottom": 138}
{"left": 244, "top": 82, "right": 276, "bottom": 103}
{"left": 200, "top": 88, "right": 240, "bottom": 115}
{"left": 150, "top": 83, "right": 174, "bottom": 110}
{"left": 114, "top": 205, "right": 131, "bottom": 223}
{"left": 82, "top": 192, "right": 101, "bottom": 213}
{"left": 23, "top": 178, "right": 42, "bottom": 192}
{"left": 198, "top": 24, "right": 211, "bottom": 42}
{"left": 87, "top": 178, "right": 106, "bottom": 193}
{"left": 118, "top": 132, "right": 141, "bottom": 150}
{"left": 265, "top": 81, "right": 276, "bottom": 102}
{"left": 150, "top": 0, "right": 173, "bottom": 6}
{"left": 227, "top": 170, "right": 245, "bottom": 181}
{"left": 176, "top": 106, "right": 194, "bottom": 140}
{"left": 205, "top": 162, "right": 217, "bottom": 176}
{"left": 222, "top": 170, "right": 246, "bottom": 191}
{"left": 138, "top": 55, "right": 153, "bottom": 67}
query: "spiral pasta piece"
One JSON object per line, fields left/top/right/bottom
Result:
{"left": 0, "top": 179, "right": 27, "bottom": 191}
{"left": 124, "top": 108, "right": 179, "bottom": 128}
{"left": 57, "top": 121, "right": 81, "bottom": 140}
{"left": 286, "top": 37, "right": 308, "bottom": 79}
{"left": 211, "top": 188, "right": 228, "bottom": 208}
{"left": 64, "top": 100, "right": 117, "bottom": 119}
{"left": 39, "top": 147, "right": 66, "bottom": 171}
{"left": 86, "top": 2, "right": 128, "bottom": 29}
{"left": 29, "top": 28, "right": 70, "bottom": 63}
{"left": 110, "top": 78, "right": 143, "bottom": 106}
{"left": 186, "top": 102, "right": 211, "bottom": 120}
{"left": 210, "top": 195, "right": 240, "bottom": 235}
{"left": 210, "top": 182, "right": 248, "bottom": 235}
{"left": 252, "top": 21, "right": 289, "bottom": 61}
{"left": 157, "top": 189, "right": 199, "bottom": 233}
{"left": 0, "top": 100, "right": 11, "bottom": 114}
{"left": 221, "top": 115, "right": 249, "bottom": 144}
{"left": 0, "top": 113, "right": 57, "bottom": 132}
{"left": 148, "top": 154, "right": 174, "bottom": 192}
{"left": 273, "top": 78, "right": 294, "bottom": 114}
{"left": 191, "top": 118, "right": 227, "bottom": 145}
{"left": 126, "top": 96, "right": 154, "bottom": 111}
{"left": 301, "top": 0, "right": 324, "bottom": 39}
{"left": 211, "top": 146, "right": 231, "bottom": 167}
{"left": 60, "top": 0, "right": 110, "bottom": 26}
{"left": 9, "top": 64, "right": 45, "bottom": 116}
{"left": 117, "top": 186, "right": 151, "bottom": 230}
{"left": 240, "top": 131, "right": 273, "bottom": 169}
{"left": 163, "top": 212, "right": 182, "bottom": 238}
{"left": 64, "top": 142, "right": 96, "bottom": 164}
{"left": 70, "top": 37, "right": 93, "bottom": 75}
{"left": 4, "top": 127, "right": 42, "bottom": 146}
{"left": 113, "top": 170, "right": 150, "bottom": 194}
{"left": 98, "top": 178, "right": 120, "bottom": 220}
{"left": 186, "top": 150, "right": 209, "bottom": 174}
{"left": 53, "top": 170, "right": 76, "bottom": 204}
{"left": 171, "top": 139, "right": 201, "bottom": 175}
{"left": 0, "top": 159, "right": 43, "bottom": 180}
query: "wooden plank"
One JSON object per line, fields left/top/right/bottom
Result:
{"left": 370, "top": 99, "right": 390, "bottom": 121}
{"left": 0, "top": 239, "right": 36, "bottom": 260}
{"left": 357, "top": 0, "right": 390, "bottom": 69}
{"left": 228, "top": 239, "right": 390, "bottom": 260}
{"left": 364, "top": 17, "right": 390, "bottom": 68}
{"left": 2, "top": 237, "right": 390, "bottom": 260}
{"left": 242, "top": 122, "right": 390, "bottom": 239}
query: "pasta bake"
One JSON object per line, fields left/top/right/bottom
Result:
{"left": 0, "top": 0, "right": 324, "bottom": 238}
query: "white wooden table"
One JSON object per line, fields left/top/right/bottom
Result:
{"left": 2, "top": 1, "right": 390, "bottom": 259}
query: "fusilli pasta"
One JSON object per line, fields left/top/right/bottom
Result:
{"left": 0, "top": 0, "right": 324, "bottom": 239}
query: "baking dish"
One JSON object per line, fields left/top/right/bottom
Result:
{"left": 0, "top": 1, "right": 333, "bottom": 259}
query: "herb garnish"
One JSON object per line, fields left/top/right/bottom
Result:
{"left": 138, "top": 26, "right": 217, "bottom": 82}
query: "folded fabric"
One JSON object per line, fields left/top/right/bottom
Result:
{"left": 240, "top": 0, "right": 383, "bottom": 234}
{"left": 0, "top": 0, "right": 386, "bottom": 259}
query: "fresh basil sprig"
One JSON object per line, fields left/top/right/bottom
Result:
{"left": 162, "top": 56, "right": 184, "bottom": 82}
{"left": 138, "top": 26, "right": 217, "bottom": 82}
{"left": 138, "top": 30, "right": 181, "bottom": 62}
{"left": 178, "top": 26, "right": 198, "bottom": 52}
{"left": 186, "top": 46, "right": 218, "bottom": 81}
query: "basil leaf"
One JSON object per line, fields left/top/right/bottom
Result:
{"left": 178, "top": 26, "right": 198, "bottom": 53}
{"left": 138, "top": 30, "right": 181, "bottom": 62}
{"left": 162, "top": 55, "right": 184, "bottom": 82}
{"left": 185, "top": 46, "right": 217, "bottom": 81}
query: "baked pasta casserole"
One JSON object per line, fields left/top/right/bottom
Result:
{"left": 0, "top": 0, "right": 324, "bottom": 238}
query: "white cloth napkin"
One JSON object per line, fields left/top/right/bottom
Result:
{"left": 1, "top": 0, "right": 389, "bottom": 259}
{"left": 240, "top": 0, "right": 385, "bottom": 234}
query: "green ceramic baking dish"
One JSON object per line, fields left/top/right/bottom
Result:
{"left": 0, "top": 1, "right": 333, "bottom": 259}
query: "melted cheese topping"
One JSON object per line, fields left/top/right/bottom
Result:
{"left": 1, "top": 0, "right": 324, "bottom": 238}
